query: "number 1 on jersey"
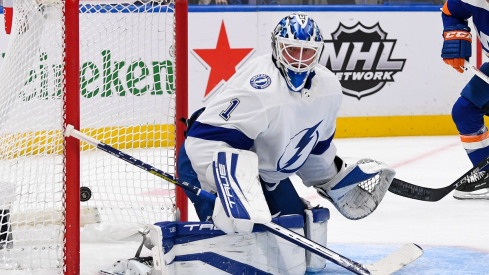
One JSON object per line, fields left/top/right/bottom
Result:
{"left": 220, "top": 98, "right": 240, "bottom": 121}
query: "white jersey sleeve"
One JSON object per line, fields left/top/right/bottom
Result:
{"left": 296, "top": 142, "right": 338, "bottom": 187}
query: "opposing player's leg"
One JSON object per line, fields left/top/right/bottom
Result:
{"left": 452, "top": 66, "right": 489, "bottom": 200}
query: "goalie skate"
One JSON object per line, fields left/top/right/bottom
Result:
{"left": 453, "top": 171, "right": 489, "bottom": 200}
{"left": 99, "top": 257, "right": 153, "bottom": 275}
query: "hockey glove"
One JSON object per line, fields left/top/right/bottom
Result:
{"left": 314, "top": 157, "right": 395, "bottom": 220}
{"left": 441, "top": 24, "right": 472, "bottom": 73}
{"left": 211, "top": 148, "right": 271, "bottom": 234}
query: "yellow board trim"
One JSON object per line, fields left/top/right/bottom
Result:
{"left": 0, "top": 124, "right": 175, "bottom": 159}
{"left": 81, "top": 124, "right": 175, "bottom": 151}
{"left": 336, "top": 115, "right": 463, "bottom": 138}
{"left": 3, "top": 115, "right": 489, "bottom": 158}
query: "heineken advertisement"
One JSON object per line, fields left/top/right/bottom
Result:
{"left": 1, "top": 50, "right": 174, "bottom": 102}
{"left": 0, "top": 9, "right": 472, "bottom": 118}
{"left": 0, "top": 10, "right": 176, "bottom": 132}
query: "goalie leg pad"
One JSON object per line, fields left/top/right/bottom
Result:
{"left": 304, "top": 207, "right": 329, "bottom": 273}
{"left": 150, "top": 214, "right": 312, "bottom": 275}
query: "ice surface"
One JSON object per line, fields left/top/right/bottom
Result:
{"left": 296, "top": 136, "right": 489, "bottom": 274}
{"left": 2, "top": 135, "right": 489, "bottom": 275}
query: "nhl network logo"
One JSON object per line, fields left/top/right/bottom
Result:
{"left": 322, "top": 22, "right": 406, "bottom": 99}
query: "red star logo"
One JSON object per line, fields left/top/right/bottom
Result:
{"left": 193, "top": 21, "right": 254, "bottom": 98}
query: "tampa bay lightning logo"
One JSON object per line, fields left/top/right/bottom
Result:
{"left": 277, "top": 121, "right": 321, "bottom": 173}
{"left": 250, "top": 74, "right": 272, "bottom": 89}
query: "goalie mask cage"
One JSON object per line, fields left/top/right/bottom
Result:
{"left": 0, "top": 0, "right": 188, "bottom": 273}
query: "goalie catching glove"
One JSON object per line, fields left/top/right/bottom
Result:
{"left": 209, "top": 148, "right": 272, "bottom": 234}
{"left": 314, "top": 157, "right": 395, "bottom": 220}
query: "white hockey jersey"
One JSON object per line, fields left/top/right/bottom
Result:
{"left": 185, "top": 54, "right": 343, "bottom": 193}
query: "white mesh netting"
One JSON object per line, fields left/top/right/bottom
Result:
{"left": 0, "top": 0, "right": 179, "bottom": 270}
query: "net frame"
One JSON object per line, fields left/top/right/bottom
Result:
{"left": 64, "top": 0, "right": 188, "bottom": 272}
{"left": 0, "top": 0, "right": 188, "bottom": 272}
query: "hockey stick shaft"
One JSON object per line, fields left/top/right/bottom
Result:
{"left": 389, "top": 152, "right": 489, "bottom": 201}
{"left": 64, "top": 125, "right": 372, "bottom": 274}
{"left": 64, "top": 125, "right": 216, "bottom": 202}
{"left": 463, "top": 61, "right": 489, "bottom": 84}
{"left": 261, "top": 222, "right": 370, "bottom": 274}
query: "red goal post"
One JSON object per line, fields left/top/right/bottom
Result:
{"left": 0, "top": 0, "right": 188, "bottom": 273}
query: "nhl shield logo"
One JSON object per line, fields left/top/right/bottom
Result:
{"left": 322, "top": 22, "right": 406, "bottom": 99}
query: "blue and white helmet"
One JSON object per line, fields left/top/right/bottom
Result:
{"left": 271, "top": 12, "right": 324, "bottom": 92}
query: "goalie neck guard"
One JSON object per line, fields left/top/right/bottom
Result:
{"left": 271, "top": 12, "right": 324, "bottom": 92}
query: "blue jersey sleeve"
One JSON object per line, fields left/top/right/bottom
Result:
{"left": 442, "top": 0, "right": 472, "bottom": 28}
{"left": 442, "top": 0, "right": 489, "bottom": 53}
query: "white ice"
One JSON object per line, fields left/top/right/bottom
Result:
{"left": 294, "top": 135, "right": 489, "bottom": 274}
{"left": 315, "top": 135, "right": 489, "bottom": 251}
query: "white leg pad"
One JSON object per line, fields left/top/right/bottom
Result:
{"left": 149, "top": 214, "right": 309, "bottom": 275}
{"left": 149, "top": 224, "right": 174, "bottom": 275}
{"left": 304, "top": 208, "right": 329, "bottom": 273}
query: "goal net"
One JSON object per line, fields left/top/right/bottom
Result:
{"left": 0, "top": 0, "right": 187, "bottom": 272}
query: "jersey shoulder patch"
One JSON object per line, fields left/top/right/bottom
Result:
{"left": 250, "top": 74, "right": 272, "bottom": 90}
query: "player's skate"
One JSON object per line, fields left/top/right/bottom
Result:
{"left": 453, "top": 170, "right": 489, "bottom": 200}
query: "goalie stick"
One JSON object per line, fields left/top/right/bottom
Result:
{"left": 65, "top": 124, "right": 423, "bottom": 275}
{"left": 389, "top": 63, "right": 489, "bottom": 202}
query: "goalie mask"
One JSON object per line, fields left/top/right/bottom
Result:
{"left": 271, "top": 12, "right": 324, "bottom": 92}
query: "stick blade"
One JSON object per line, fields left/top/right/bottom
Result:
{"left": 365, "top": 243, "right": 423, "bottom": 275}
{"left": 388, "top": 178, "right": 451, "bottom": 202}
